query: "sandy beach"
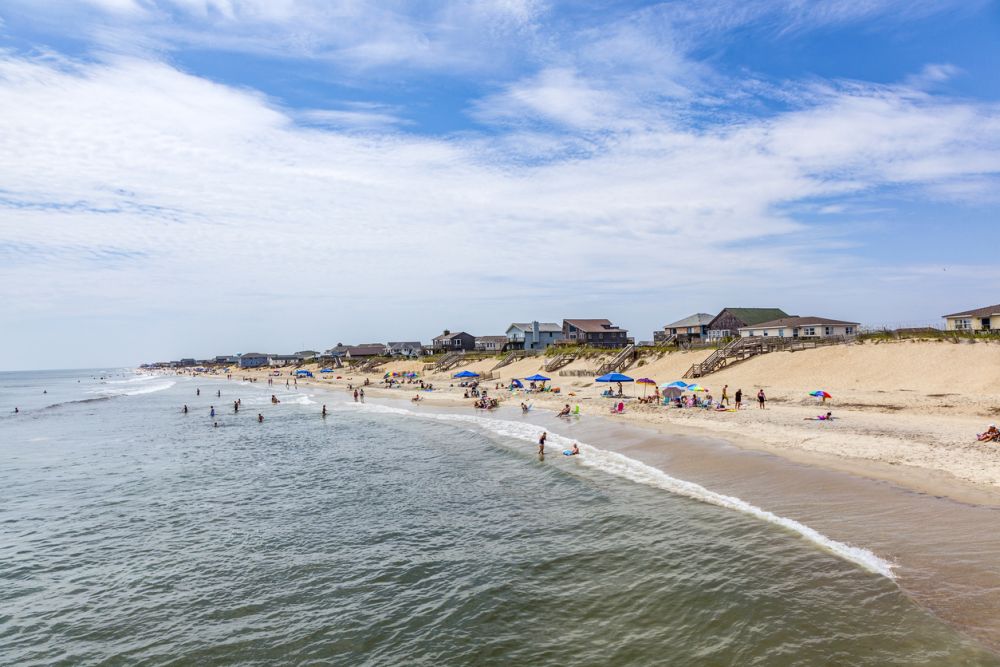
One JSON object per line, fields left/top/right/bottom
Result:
{"left": 208, "top": 339, "right": 1000, "bottom": 504}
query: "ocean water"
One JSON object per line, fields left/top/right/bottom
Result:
{"left": 1, "top": 369, "right": 997, "bottom": 666}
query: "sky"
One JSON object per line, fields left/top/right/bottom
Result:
{"left": 1, "top": 0, "right": 999, "bottom": 369}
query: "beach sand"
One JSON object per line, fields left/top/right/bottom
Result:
{"left": 197, "top": 339, "right": 1000, "bottom": 503}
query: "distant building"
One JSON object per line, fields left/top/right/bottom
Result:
{"left": 707, "top": 308, "right": 790, "bottom": 340}
{"left": 432, "top": 330, "right": 476, "bottom": 352}
{"left": 943, "top": 304, "right": 1000, "bottom": 332}
{"left": 344, "top": 345, "right": 385, "bottom": 359}
{"left": 506, "top": 322, "right": 564, "bottom": 350}
{"left": 178, "top": 358, "right": 197, "bottom": 367}
{"left": 295, "top": 350, "right": 320, "bottom": 360}
{"left": 214, "top": 355, "right": 239, "bottom": 364}
{"left": 475, "top": 335, "right": 509, "bottom": 352}
{"left": 239, "top": 353, "right": 270, "bottom": 368}
{"left": 738, "top": 316, "right": 859, "bottom": 339}
{"left": 656, "top": 313, "right": 714, "bottom": 343}
{"left": 270, "top": 354, "right": 303, "bottom": 366}
{"left": 562, "top": 319, "right": 629, "bottom": 348}
{"left": 386, "top": 341, "right": 424, "bottom": 357}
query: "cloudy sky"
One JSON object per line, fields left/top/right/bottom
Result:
{"left": 1, "top": 1, "right": 998, "bottom": 369}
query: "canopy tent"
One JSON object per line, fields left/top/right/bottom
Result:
{"left": 319, "top": 368, "right": 334, "bottom": 373}
{"left": 524, "top": 374, "right": 551, "bottom": 382}
{"left": 295, "top": 370, "right": 313, "bottom": 377}
{"left": 454, "top": 370, "right": 479, "bottom": 378}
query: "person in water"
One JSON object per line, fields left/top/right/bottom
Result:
{"left": 258, "top": 413, "right": 264, "bottom": 423}
{"left": 196, "top": 388, "right": 200, "bottom": 396}
{"left": 14, "top": 407, "right": 18, "bottom": 414}
{"left": 521, "top": 402, "right": 529, "bottom": 413}
{"left": 322, "top": 404, "right": 327, "bottom": 416}
{"left": 569, "top": 442, "right": 580, "bottom": 456}
{"left": 213, "top": 421, "right": 218, "bottom": 428}
{"left": 183, "top": 405, "right": 188, "bottom": 414}
{"left": 538, "top": 431, "right": 547, "bottom": 455}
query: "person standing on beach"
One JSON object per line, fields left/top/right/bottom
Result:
{"left": 538, "top": 431, "right": 547, "bottom": 455}
{"left": 735, "top": 389, "right": 742, "bottom": 410}
{"left": 757, "top": 389, "right": 766, "bottom": 410}
{"left": 721, "top": 385, "right": 729, "bottom": 406}
{"left": 359, "top": 388, "right": 365, "bottom": 403}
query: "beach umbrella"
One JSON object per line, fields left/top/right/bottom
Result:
{"left": 809, "top": 390, "right": 831, "bottom": 398}
{"left": 596, "top": 372, "right": 633, "bottom": 383}
{"left": 661, "top": 381, "right": 688, "bottom": 389}
{"left": 685, "top": 383, "right": 708, "bottom": 392}
{"left": 454, "top": 370, "right": 479, "bottom": 378}
{"left": 525, "top": 374, "right": 550, "bottom": 382}
{"left": 636, "top": 377, "right": 656, "bottom": 397}
{"left": 662, "top": 387, "right": 684, "bottom": 400}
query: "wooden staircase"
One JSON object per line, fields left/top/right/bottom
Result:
{"left": 683, "top": 335, "right": 852, "bottom": 378}
{"left": 597, "top": 344, "right": 636, "bottom": 375}
{"left": 544, "top": 353, "right": 575, "bottom": 372}
{"left": 435, "top": 351, "right": 465, "bottom": 371}
{"left": 491, "top": 350, "right": 533, "bottom": 372}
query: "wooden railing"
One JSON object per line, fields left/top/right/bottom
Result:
{"left": 597, "top": 344, "right": 636, "bottom": 375}
{"left": 544, "top": 353, "right": 576, "bottom": 372}
{"left": 683, "top": 335, "right": 853, "bottom": 378}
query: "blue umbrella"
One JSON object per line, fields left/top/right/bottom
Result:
{"left": 454, "top": 370, "right": 479, "bottom": 378}
{"left": 661, "top": 380, "right": 688, "bottom": 389}
{"left": 295, "top": 370, "right": 313, "bottom": 377}
{"left": 524, "top": 374, "right": 551, "bottom": 382}
{"left": 320, "top": 368, "right": 333, "bottom": 373}
{"left": 596, "top": 372, "right": 633, "bottom": 383}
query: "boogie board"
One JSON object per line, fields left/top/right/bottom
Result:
{"left": 563, "top": 450, "right": 577, "bottom": 456}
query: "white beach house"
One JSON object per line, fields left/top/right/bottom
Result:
{"left": 943, "top": 304, "right": 1000, "bottom": 332}
{"left": 738, "top": 316, "right": 859, "bottom": 339}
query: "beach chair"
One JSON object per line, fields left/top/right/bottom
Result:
{"left": 610, "top": 402, "right": 625, "bottom": 414}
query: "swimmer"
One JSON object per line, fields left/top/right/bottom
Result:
{"left": 197, "top": 388, "right": 200, "bottom": 396}
{"left": 213, "top": 421, "right": 218, "bottom": 428}
{"left": 210, "top": 406, "right": 215, "bottom": 417}
{"left": 569, "top": 443, "right": 580, "bottom": 456}
{"left": 258, "top": 413, "right": 264, "bottom": 423}
{"left": 538, "top": 431, "right": 547, "bottom": 455}
{"left": 322, "top": 404, "right": 327, "bottom": 416}
{"left": 183, "top": 404, "right": 188, "bottom": 414}
{"left": 14, "top": 407, "right": 19, "bottom": 414}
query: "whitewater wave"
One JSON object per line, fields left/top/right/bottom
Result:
{"left": 91, "top": 380, "right": 176, "bottom": 397}
{"left": 348, "top": 402, "right": 896, "bottom": 580}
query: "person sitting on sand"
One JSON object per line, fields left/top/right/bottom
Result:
{"left": 805, "top": 412, "right": 834, "bottom": 421}
{"left": 978, "top": 424, "right": 1000, "bottom": 442}
{"left": 412, "top": 395, "right": 421, "bottom": 403}
{"left": 558, "top": 404, "right": 571, "bottom": 417}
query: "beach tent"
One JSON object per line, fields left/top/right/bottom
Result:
{"left": 295, "top": 370, "right": 313, "bottom": 377}
{"left": 454, "top": 370, "right": 479, "bottom": 378}
{"left": 320, "top": 368, "right": 334, "bottom": 373}
{"left": 510, "top": 379, "right": 524, "bottom": 389}
{"left": 596, "top": 372, "right": 633, "bottom": 383}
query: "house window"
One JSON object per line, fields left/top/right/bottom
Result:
{"left": 779, "top": 329, "right": 785, "bottom": 337}
{"left": 762, "top": 330, "right": 769, "bottom": 336}
{"left": 954, "top": 318, "right": 971, "bottom": 330}
{"left": 824, "top": 326, "right": 833, "bottom": 336}
{"left": 982, "top": 318, "right": 992, "bottom": 330}
{"left": 845, "top": 326, "right": 854, "bottom": 335}
{"left": 803, "top": 327, "right": 816, "bottom": 336}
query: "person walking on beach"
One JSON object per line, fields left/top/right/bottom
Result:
{"left": 359, "top": 388, "right": 365, "bottom": 403}
{"left": 538, "top": 431, "right": 547, "bottom": 455}
{"left": 353, "top": 389, "right": 359, "bottom": 402}
{"left": 721, "top": 385, "right": 729, "bottom": 407}
{"left": 757, "top": 389, "right": 766, "bottom": 410}
{"left": 735, "top": 389, "right": 742, "bottom": 410}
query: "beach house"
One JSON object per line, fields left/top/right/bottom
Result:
{"left": 385, "top": 342, "right": 424, "bottom": 357}
{"left": 562, "top": 319, "right": 629, "bottom": 348}
{"left": 238, "top": 353, "right": 270, "bottom": 368}
{"left": 432, "top": 330, "right": 476, "bottom": 352}
{"left": 474, "top": 335, "right": 509, "bottom": 352}
{"left": 943, "top": 304, "right": 1000, "bottom": 332}
{"left": 656, "top": 313, "right": 714, "bottom": 343}
{"left": 506, "top": 322, "right": 564, "bottom": 351}
{"left": 344, "top": 344, "right": 385, "bottom": 359}
{"left": 707, "top": 308, "right": 790, "bottom": 340}
{"left": 738, "top": 316, "right": 859, "bottom": 339}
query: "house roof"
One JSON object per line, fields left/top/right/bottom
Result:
{"left": 943, "top": 304, "right": 1000, "bottom": 318}
{"left": 387, "top": 341, "right": 422, "bottom": 348}
{"left": 740, "top": 316, "right": 860, "bottom": 329}
{"left": 475, "top": 335, "right": 508, "bottom": 343}
{"left": 295, "top": 350, "right": 319, "bottom": 356}
{"left": 433, "top": 331, "right": 471, "bottom": 341}
{"left": 663, "top": 313, "right": 714, "bottom": 329}
{"left": 346, "top": 345, "right": 385, "bottom": 356}
{"left": 563, "top": 319, "right": 626, "bottom": 333}
{"left": 240, "top": 352, "right": 268, "bottom": 357}
{"left": 711, "top": 308, "right": 790, "bottom": 327}
{"left": 508, "top": 322, "right": 563, "bottom": 333}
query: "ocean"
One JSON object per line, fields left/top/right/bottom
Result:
{"left": 1, "top": 369, "right": 997, "bottom": 665}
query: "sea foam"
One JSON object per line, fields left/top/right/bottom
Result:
{"left": 349, "top": 401, "right": 896, "bottom": 580}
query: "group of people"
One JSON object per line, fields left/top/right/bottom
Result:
{"left": 536, "top": 431, "right": 580, "bottom": 457}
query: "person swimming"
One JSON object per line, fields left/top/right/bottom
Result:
{"left": 182, "top": 405, "right": 188, "bottom": 414}
{"left": 258, "top": 413, "right": 264, "bottom": 423}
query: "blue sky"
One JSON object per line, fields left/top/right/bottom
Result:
{"left": 0, "top": 0, "right": 998, "bottom": 369}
